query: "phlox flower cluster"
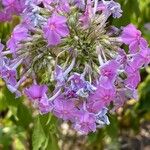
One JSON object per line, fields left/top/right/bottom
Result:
{"left": 0, "top": 0, "right": 150, "bottom": 134}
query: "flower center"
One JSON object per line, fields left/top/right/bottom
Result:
{"left": 49, "top": 24, "right": 56, "bottom": 30}
{"left": 104, "top": 71, "right": 112, "bottom": 76}
{"left": 104, "top": 95, "right": 110, "bottom": 101}
{"left": 63, "top": 110, "right": 68, "bottom": 115}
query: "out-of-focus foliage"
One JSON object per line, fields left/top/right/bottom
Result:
{"left": 0, "top": 0, "right": 150, "bottom": 150}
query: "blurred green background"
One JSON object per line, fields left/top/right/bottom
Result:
{"left": 0, "top": 0, "right": 150, "bottom": 149}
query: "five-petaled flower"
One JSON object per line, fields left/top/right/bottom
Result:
{"left": 43, "top": 14, "right": 69, "bottom": 46}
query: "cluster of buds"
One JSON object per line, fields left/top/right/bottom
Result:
{"left": 0, "top": 0, "right": 150, "bottom": 134}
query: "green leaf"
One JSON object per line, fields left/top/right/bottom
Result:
{"left": 0, "top": 134, "right": 12, "bottom": 150}
{"left": 88, "top": 130, "right": 104, "bottom": 144}
{"left": 32, "top": 116, "right": 46, "bottom": 150}
{"left": 113, "top": 0, "right": 140, "bottom": 27}
{"left": 138, "top": 75, "right": 150, "bottom": 112}
{"left": 17, "top": 103, "right": 33, "bottom": 128}
{"left": 39, "top": 113, "right": 52, "bottom": 127}
{"left": 2, "top": 87, "right": 21, "bottom": 107}
{"left": 87, "top": 129, "right": 105, "bottom": 150}
{"left": 0, "top": 91, "right": 7, "bottom": 111}
{"left": 40, "top": 114, "right": 58, "bottom": 135}
{"left": 45, "top": 134, "right": 59, "bottom": 150}
{"left": 105, "top": 115, "right": 120, "bottom": 149}
{"left": 105, "top": 115, "right": 118, "bottom": 138}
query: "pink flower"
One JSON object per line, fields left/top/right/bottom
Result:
{"left": 2, "top": 0, "right": 16, "bottom": 7}
{"left": 7, "top": 25, "right": 29, "bottom": 52}
{"left": 43, "top": 14, "right": 69, "bottom": 46}
{"left": 96, "top": 81, "right": 116, "bottom": 105}
{"left": 0, "top": 66, "right": 17, "bottom": 87}
{"left": 124, "top": 62, "right": 141, "bottom": 89}
{"left": 79, "top": 3, "right": 93, "bottom": 28}
{"left": 133, "top": 48, "right": 150, "bottom": 67}
{"left": 0, "top": 9, "right": 12, "bottom": 22}
{"left": 53, "top": 96, "right": 77, "bottom": 120}
{"left": 121, "top": 24, "right": 147, "bottom": 53}
{"left": 86, "top": 99, "right": 105, "bottom": 114}
{"left": 38, "top": 95, "right": 53, "bottom": 114}
{"left": 56, "top": 0, "right": 70, "bottom": 13}
{"left": 100, "top": 60, "right": 119, "bottom": 82}
{"left": 0, "top": 0, "right": 25, "bottom": 22}
{"left": 74, "top": 110, "right": 96, "bottom": 134}
{"left": 2, "top": 0, "right": 25, "bottom": 14}
{"left": 125, "top": 71, "right": 141, "bottom": 89}
{"left": 24, "top": 84, "right": 48, "bottom": 101}
{"left": 87, "top": 77, "right": 116, "bottom": 113}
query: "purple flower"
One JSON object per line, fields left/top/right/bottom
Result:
{"left": 2, "top": 0, "right": 17, "bottom": 7}
{"left": 53, "top": 96, "right": 77, "bottom": 120}
{"left": 0, "top": 63, "right": 22, "bottom": 98}
{"left": 65, "top": 89, "right": 77, "bottom": 99}
{"left": 116, "top": 49, "right": 127, "bottom": 65}
{"left": 24, "top": 83, "right": 52, "bottom": 114}
{"left": 1, "top": 0, "right": 25, "bottom": 21}
{"left": 38, "top": 95, "right": 53, "bottom": 114}
{"left": 7, "top": 84, "right": 22, "bottom": 98}
{"left": 125, "top": 71, "right": 141, "bottom": 89}
{"left": 7, "top": 38, "right": 18, "bottom": 52}
{"left": 102, "top": 0, "right": 122, "bottom": 18}
{"left": 74, "top": 110, "right": 96, "bottom": 134}
{"left": 43, "top": 14, "right": 69, "bottom": 46}
{"left": 57, "top": 0, "right": 70, "bottom": 13}
{"left": 114, "top": 90, "right": 126, "bottom": 109}
{"left": 125, "top": 61, "right": 137, "bottom": 74}
{"left": 24, "top": 84, "right": 48, "bottom": 101}
{"left": 97, "top": 2, "right": 106, "bottom": 12}
{"left": 87, "top": 78, "right": 116, "bottom": 113}
{"left": 6, "top": 76, "right": 26, "bottom": 98}
{"left": 54, "top": 65, "right": 65, "bottom": 86}
{"left": 79, "top": 3, "right": 93, "bottom": 28}
{"left": 0, "top": 57, "right": 17, "bottom": 85}
{"left": 96, "top": 107, "right": 110, "bottom": 128}
{"left": 73, "top": 0, "right": 85, "bottom": 9}
{"left": 21, "top": 13, "right": 34, "bottom": 29}
{"left": 0, "top": 66, "right": 17, "bottom": 86}
{"left": 138, "top": 48, "right": 150, "bottom": 66}
{"left": 132, "top": 47, "right": 150, "bottom": 67}
{"left": 68, "top": 73, "right": 86, "bottom": 91}
{"left": 10, "top": 25, "right": 28, "bottom": 41}
{"left": 67, "top": 73, "right": 94, "bottom": 98}
{"left": 100, "top": 60, "right": 119, "bottom": 82}
{"left": 121, "top": 24, "right": 148, "bottom": 53}
{"left": 7, "top": 25, "right": 29, "bottom": 52}
{"left": 93, "top": 77, "right": 116, "bottom": 106}
{"left": 114, "top": 88, "right": 138, "bottom": 110}
{"left": 86, "top": 99, "right": 105, "bottom": 114}
{"left": 0, "top": 10, "right": 12, "bottom": 22}
{"left": 0, "top": 0, "right": 149, "bottom": 134}
{"left": 124, "top": 60, "right": 141, "bottom": 89}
